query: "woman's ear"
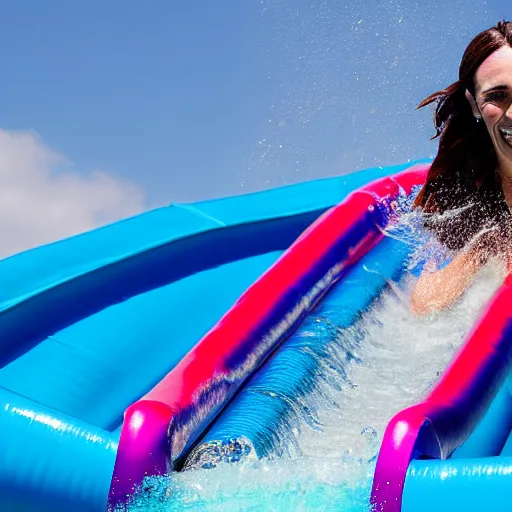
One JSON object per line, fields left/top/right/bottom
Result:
{"left": 465, "top": 89, "right": 482, "bottom": 119}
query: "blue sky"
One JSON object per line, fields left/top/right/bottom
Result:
{"left": 0, "top": 0, "right": 509, "bottom": 255}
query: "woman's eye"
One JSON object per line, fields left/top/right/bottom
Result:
{"left": 484, "top": 91, "right": 509, "bottom": 104}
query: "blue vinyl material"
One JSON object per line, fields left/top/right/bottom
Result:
{"left": 501, "top": 377, "right": 512, "bottom": 456}
{"left": 0, "top": 251, "right": 284, "bottom": 431}
{"left": 403, "top": 456, "right": 512, "bottom": 512}
{"left": 501, "top": 429, "right": 512, "bottom": 456}
{"left": 452, "top": 375, "right": 512, "bottom": 459}
{"left": 0, "top": 387, "right": 117, "bottom": 512}
{"left": 401, "top": 376, "right": 512, "bottom": 512}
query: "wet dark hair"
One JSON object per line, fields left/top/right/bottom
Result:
{"left": 414, "top": 20, "right": 512, "bottom": 251}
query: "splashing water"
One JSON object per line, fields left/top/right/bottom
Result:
{"left": 297, "top": 264, "right": 504, "bottom": 465}
{"left": 127, "top": 211, "right": 505, "bottom": 512}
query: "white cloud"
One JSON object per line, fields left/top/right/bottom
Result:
{"left": 0, "top": 128, "right": 148, "bottom": 259}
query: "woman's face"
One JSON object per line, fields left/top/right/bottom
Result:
{"left": 471, "top": 46, "right": 512, "bottom": 173}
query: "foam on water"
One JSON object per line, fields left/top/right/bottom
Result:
{"left": 127, "top": 216, "right": 505, "bottom": 512}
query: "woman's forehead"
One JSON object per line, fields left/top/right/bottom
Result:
{"left": 474, "top": 46, "right": 512, "bottom": 94}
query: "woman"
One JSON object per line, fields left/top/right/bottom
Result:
{"left": 411, "top": 20, "right": 512, "bottom": 315}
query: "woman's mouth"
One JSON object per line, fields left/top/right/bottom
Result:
{"left": 499, "top": 127, "right": 512, "bottom": 148}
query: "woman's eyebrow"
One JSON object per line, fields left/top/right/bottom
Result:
{"left": 481, "top": 84, "right": 509, "bottom": 94}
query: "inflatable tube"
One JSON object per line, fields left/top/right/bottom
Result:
{"left": 402, "top": 454, "right": 512, "bottom": 512}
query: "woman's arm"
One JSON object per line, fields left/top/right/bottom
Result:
{"left": 409, "top": 224, "right": 506, "bottom": 316}
{"left": 410, "top": 247, "right": 483, "bottom": 315}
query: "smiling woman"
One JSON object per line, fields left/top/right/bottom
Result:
{"left": 467, "top": 47, "right": 512, "bottom": 170}
{"left": 410, "top": 20, "right": 512, "bottom": 315}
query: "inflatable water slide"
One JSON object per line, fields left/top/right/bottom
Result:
{"left": 0, "top": 160, "right": 510, "bottom": 512}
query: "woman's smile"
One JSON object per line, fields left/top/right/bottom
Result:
{"left": 498, "top": 126, "right": 512, "bottom": 148}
